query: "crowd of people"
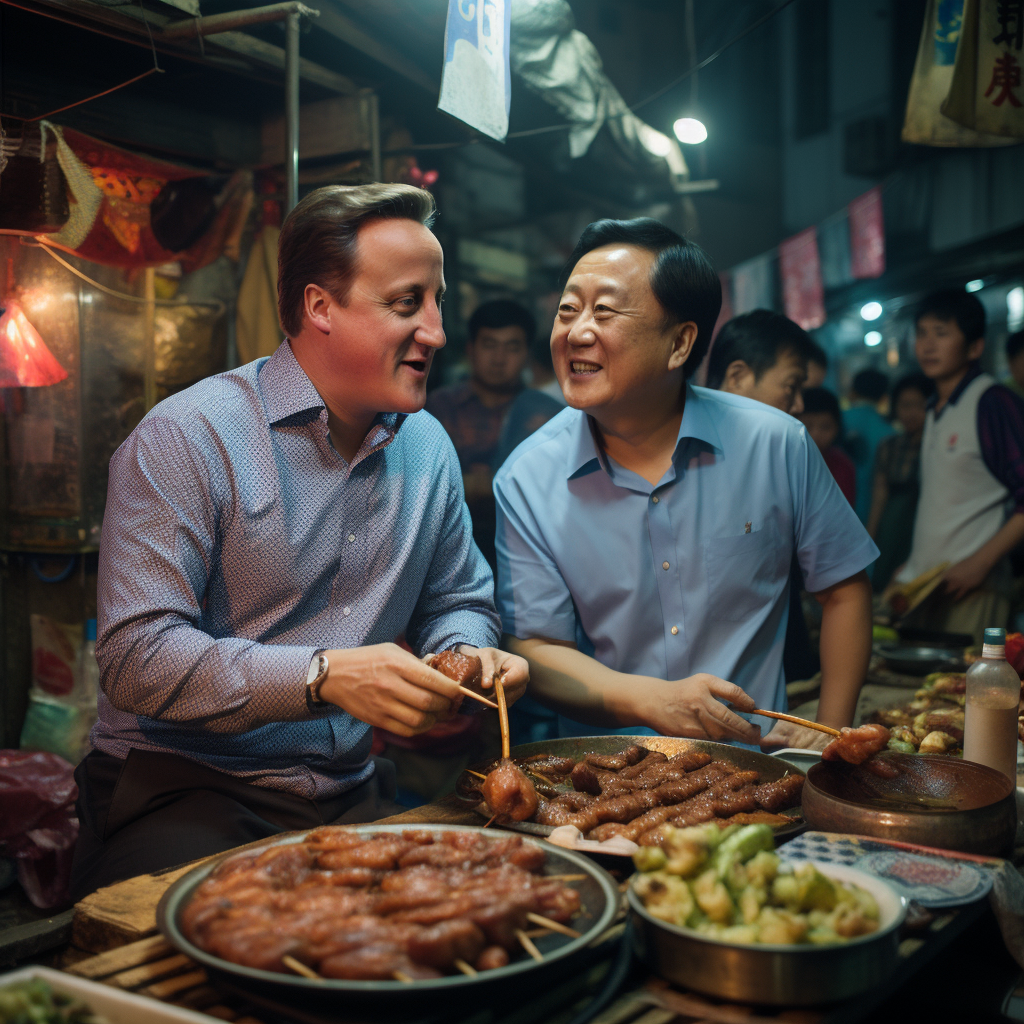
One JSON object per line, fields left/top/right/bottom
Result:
{"left": 69, "top": 183, "right": 1024, "bottom": 898}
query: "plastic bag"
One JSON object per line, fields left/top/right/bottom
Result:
{"left": 0, "top": 750, "right": 79, "bottom": 909}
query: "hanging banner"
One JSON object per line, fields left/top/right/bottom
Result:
{"left": 779, "top": 228, "right": 825, "bottom": 331}
{"left": 731, "top": 252, "right": 775, "bottom": 315}
{"left": 902, "top": 0, "right": 1015, "bottom": 146}
{"left": 848, "top": 187, "right": 886, "bottom": 279}
{"left": 438, "top": 0, "right": 511, "bottom": 142}
{"left": 942, "top": 0, "right": 1024, "bottom": 138}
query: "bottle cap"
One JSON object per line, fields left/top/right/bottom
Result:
{"left": 85, "top": 618, "right": 97, "bottom": 642}
{"left": 984, "top": 627, "right": 1006, "bottom": 645}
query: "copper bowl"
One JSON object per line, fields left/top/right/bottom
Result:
{"left": 802, "top": 753, "right": 1016, "bottom": 855}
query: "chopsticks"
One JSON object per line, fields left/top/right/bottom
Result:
{"left": 495, "top": 669, "right": 511, "bottom": 760}
{"left": 457, "top": 685, "right": 498, "bottom": 710}
{"left": 752, "top": 709, "right": 841, "bottom": 737}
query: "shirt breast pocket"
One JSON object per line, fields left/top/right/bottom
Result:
{"left": 703, "top": 524, "right": 786, "bottom": 624}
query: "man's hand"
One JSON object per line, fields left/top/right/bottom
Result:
{"left": 317, "top": 643, "right": 465, "bottom": 737}
{"left": 759, "top": 720, "right": 831, "bottom": 752}
{"left": 428, "top": 646, "right": 529, "bottom": 707}
{"left": 636, "top": 675, "right": 761, "bottom": 744}
{"left": 943, "top": 550, "right": 993, "bottom": 601}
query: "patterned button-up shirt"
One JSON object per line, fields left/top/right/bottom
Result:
{"left": 93, "top": 342, "right": 500, "bottom": 798}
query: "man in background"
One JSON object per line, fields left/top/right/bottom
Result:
{"left": 897, "top": 289, "right": 1024, "bottom": 642}
{"left": 843, "top": 368, "right": 893, "bottom": 525}
{"left": 427, "top": 299, "right": 533, "bottom": 568}
{"left": 1006, "top": 330, "right": 1024, "bottom": 400}
{"left": 806, "top": 341, "right": 829, "bottom": 389}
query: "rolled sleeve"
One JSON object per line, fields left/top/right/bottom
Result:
{"left": 404, "top": 435, "right": 501, "bottom": 655}
{"left": 97, "top": 417, "right": 318, "bottom": 734}
{"left": 789, "top": 425, "right": 879, "bottom": 594}
{"left": 494, "top": 466, "right": 578, "bottom": 642}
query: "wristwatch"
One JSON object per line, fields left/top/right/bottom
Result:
{"left": 305, "top": 651, "right": 329, "bottom": 709}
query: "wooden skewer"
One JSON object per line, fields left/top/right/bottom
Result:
{"left": 465, "top": 769, "right": 488, "bottom": 780}
{"left": 543, "top": 873, "right": 588, "bottom": 882}
{"left": 526, "top": 912, "right": 581, "bottom": 938}
{"left": 458, "top": 685, "right": 499, "bottom": 710}
{"left": 453, "top": 958, "right": 478, "bottom": 977}
{"left": 392, "top": 970, "right": 414, "bottom": 984}
{"left": 494, "top": 671, "right": 510, "bottom": 760}
{"left": 752, "top": 709, "right": 841, "bottom": 737}
{"left": 282, "top": 955, "right": 320, "bottom": 980}
{"left": 515, "top": 928, "right": 544, "bottom": 963}
{"left": 527, "top": 769, "right": 556, "bottom": 786}
{"left": 483, "top": 812, "right": 498, "bottom": 828}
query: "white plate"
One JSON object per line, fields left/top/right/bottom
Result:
{"left": 0, "top": 966, "right": 216, "bottom": 1024}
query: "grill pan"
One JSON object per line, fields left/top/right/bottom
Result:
{"left": 157, "top": 824, "right": 620, "bottom": 1017}
{"left": 456, "top": 736, "right": 806, "bottom": 847}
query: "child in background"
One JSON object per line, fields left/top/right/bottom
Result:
{"left": 800, "top": 387, "right": 856, "bottom": 508}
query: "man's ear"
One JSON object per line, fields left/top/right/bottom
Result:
{"left": 722, "top": 359, "right": 755, "bottom": 395}
{"left": 303, "top": 284, "right": 334, "bottom": 336}
{"left": 666, "top": 321, "right": 698, "bottom": 372}
{"left": 968, "top": 337, "right": 985, "bottom": 362}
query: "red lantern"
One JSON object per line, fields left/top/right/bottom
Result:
{"left": 0, "top": 302, "right": 67, "bottom": 388}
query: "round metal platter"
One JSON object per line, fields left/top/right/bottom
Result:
{"left": 156, "top": 823, "right": 620, "bottom": 1011}
{"left": 458, "top": 736, "right": 806, "bottom": 847}
{"left": 873, "top": 643, "right": 965, "bottom": 676}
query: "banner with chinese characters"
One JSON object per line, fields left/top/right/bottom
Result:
{"left": 902, "top": 0, "right": 1016, "bottom": 145}
{"left": 438, "top": 0, "right": 511, "bottom": 142}
{"left": 731, "top": 253, "right": 775, "bottom": 315}
{"left": 942, "top": 0, "right": 1024, "bottom": 137}
{"left": 779, "top": 228, "right": 825, "bottom": 331}
{"left": 848, "top": 187, "right": 886, "bottom": 279}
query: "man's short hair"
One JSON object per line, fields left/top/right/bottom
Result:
{"left": 1007, "top": 330, "right": 1024, "bottom": 362}
{"left": 807, "top": 339, "right": 828, "bottom": 370}
{"left": 560, "top": 218, "right": 720, "bottom": 379}
{"left": 852, "top": 368, "right": 889, "bottom": 402}
{"left": 277, "top": 183, "right": 436, "bottom": 338}
{"left": 801, "top": 386, "right": 843, "bottom": 428}
{"left": 915, "top": 288, "right": 986, "bottom": 345}
{"left": 705, "top": 310, "right": 816, "bottom": 391}
{"left": 468, "top": 299, "right": 535, "bottom": 347}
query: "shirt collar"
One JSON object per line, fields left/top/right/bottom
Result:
{"left": 564, "top": 384, "right": 723, "bottom": 480}
{"left": 928, "top": 362, "right": 982, "bottom": 412}
{"left": 260, "top": 341, "right": 326, "bottom": 425}
{"left": 259, "top": 341, "right": 406, "bottom": 446}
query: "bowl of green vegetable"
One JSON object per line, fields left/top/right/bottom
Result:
{"left": 627, "top": 823, "right": 906, "bottom": 1005}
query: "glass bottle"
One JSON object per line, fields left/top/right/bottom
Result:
{"left": 963, "top": 627, "right": 1020, "bottom": 783}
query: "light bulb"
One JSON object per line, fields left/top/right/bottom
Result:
{"left": 673, "top": 117, "right": 708, "bottom": 145}
{"left": 860, "top": 301, "right": 882, "bottom": 321}
{"left": 864, "top": 330, "right": 883, "bottom": 347}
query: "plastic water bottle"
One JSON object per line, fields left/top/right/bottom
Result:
{"left": 963, "top": 627, "right": 1020, "bottom": 783}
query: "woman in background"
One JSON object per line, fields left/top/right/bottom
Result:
{"left": 867, "top": 373, "right": 933, "bottom": 592}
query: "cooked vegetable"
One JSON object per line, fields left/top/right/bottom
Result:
{"left": 632, "top": 823, "right": 880, "bottom": 947}
{"left": 0, "top": 979, "right": 108, "bottom": 1023}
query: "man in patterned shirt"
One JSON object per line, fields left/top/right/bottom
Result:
{"left": 70, "top": 184, "right": 528, "bottom": 899}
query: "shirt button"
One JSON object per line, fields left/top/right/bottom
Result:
{"left": 662, "top": 561, "right": 670, "bottom": 570}
{"left": 652, "top": 496, "right": 659, "bottom": 504}
{"left": 343, "top": 606, "right": 351, "bottom": 616}
{"left": 671, "top": 626, "right": 679, "bottom": 635}
{"left": 347, "top": 534, "right": 355, "bottom": 543}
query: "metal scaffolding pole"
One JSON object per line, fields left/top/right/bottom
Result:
{"left": 285, "top": 10, "right": 301, "bottom": 214}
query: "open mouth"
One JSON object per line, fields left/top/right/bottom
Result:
{"left": 570, "top": 361, "right": 601, "bottom": 375}
{"left": 401, "top": 358, "right": 429, "bottom": 374}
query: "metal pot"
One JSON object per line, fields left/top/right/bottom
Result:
{"left": 157, "top": 824, "right": 620, "bottom": 1016}
{"left": 628, "top": 861, "right": 906, "bottom": 1006}
{"left": 801, "top": 753, "right": 1016, "bottom": 856}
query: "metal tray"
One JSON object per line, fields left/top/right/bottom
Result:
{"left": 156, "top": 824, "right": 620, "bottom": 1016}
{"left": 457, "top": 736, "right": 806, "bottom": 847}
{"left": 873, "top": 643, "right": 965, "bottom": 676}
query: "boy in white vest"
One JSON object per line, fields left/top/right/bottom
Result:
{"left": 897, "top": 289, "right": 1024, "bottom": 642}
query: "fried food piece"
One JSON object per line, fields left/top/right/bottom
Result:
{"left": 821, "top": 723, "right": 891, "bottom": 764}
{"left": 569, "top": 761, "right": 605, "bottom": 795}
{"left": 713, "top": 788, "right": 757, "bottom": 817}
{"left": 584, "top": 745, "right": 647, "bottom": 771}
{"left": 481, "top": 760, "right": 538, "bottom": 822}
{"left": 619, "top": 750, "right": 667, "bottom": 778}
{"left": 407, "top": 919, "right": 486, "bottom": 970}
{"left": 432, "top": 650, "right": 483, "bottom": 687}
{"left": 918, "top": 730, "right": 958, "bottom": 754}
{"left": 522, "top": 754, "right": 576, "bottom": 776}
{"left": 752, "top": 775, "right": 805, "bottom": 813}
{"left": 476, "top": 945, "right": 510, "bottom": 971}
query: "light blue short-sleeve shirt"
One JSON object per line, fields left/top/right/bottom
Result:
{"left": 494, "top": 385, "right": 879, "bottom": 739}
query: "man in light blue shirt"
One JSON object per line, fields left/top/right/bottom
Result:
{"left": 494, "top": 218, "right": 877, "bottom": 749}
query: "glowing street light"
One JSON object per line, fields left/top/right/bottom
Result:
{"left": 860, "top": 301, "right": 883, "bottom": 321}
{"left": 673, "top": 117, "right": 708, "bottom": 145}
{"left": 864, "top": 330, "right": 883, "bottom": 347}
{"left": 966, "top": 279, "right": 984, "bottom": 292}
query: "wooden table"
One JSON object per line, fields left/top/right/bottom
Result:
{"left": 59, "top": 799, "right": 1014, "bottom": 1024}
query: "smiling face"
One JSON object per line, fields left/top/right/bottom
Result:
{"left": 552, "top": 244, "right": 695, "bottom": 421}
{"left": 296, "top": 217, "right": 446, "bottom": 422}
